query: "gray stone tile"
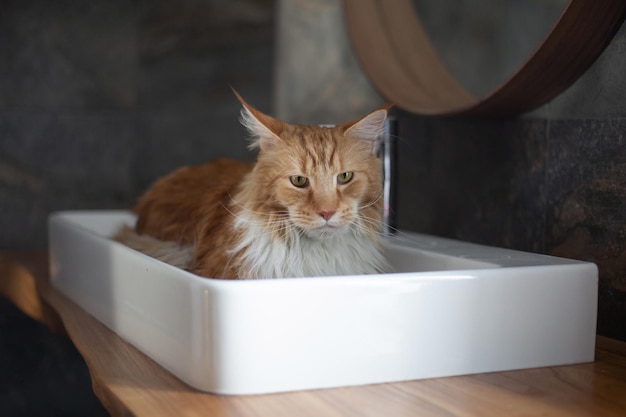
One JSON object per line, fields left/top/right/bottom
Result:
{"left": 546, "top": 119, "right": 626, "bottom": 339}
{"left": 541, "top": 21, "right": 626, "bottom": 119}
{"left": 137, "top": 0, "right": 275, "bottom": 113}
{"left": 0, "top": 111, "right": 134, "bottom": 188}
{"left": 395, "top": 113, "right": 547, "bottom": 253}
{"left": 0, "top": 16, "right": 8, "bottom": 103}
{"left": 137, "top": 41, "right": 274, "bottom": 113}
{"left": 273, "top": 0, "right": 383, "bottom": 124}
{"left": 138, "top": 0, "right": 274, "bottom": 50}
{"left": 0, "top": 0, "right": 136, "bottom": 109}
{"left": 132, "top": 0, "right": 276, "bottom": 193}
{"left": 133, "top": 108, "right": 255, "bottom": 193}
{"left": 0, "top": 110, "right": 135, "bottom": 247}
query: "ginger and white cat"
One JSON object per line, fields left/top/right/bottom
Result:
{"left": 117, "top": 92, "right": 388, "bottom": 279}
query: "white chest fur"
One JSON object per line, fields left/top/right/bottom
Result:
{"left": 230, "top": 215, "right": 386, "bottom": 279}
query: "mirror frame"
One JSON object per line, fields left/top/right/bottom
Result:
{"left": 343, "top": 0, "right": 626, "bottom": 116}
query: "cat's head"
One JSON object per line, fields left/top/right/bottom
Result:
{"left": 234, "top": 91, "right": 389, "bottom": 240}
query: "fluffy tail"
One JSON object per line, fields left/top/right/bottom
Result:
{"left": 113, "top": 225, "right": 193, "bottom": 270}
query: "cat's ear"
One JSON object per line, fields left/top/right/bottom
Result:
{"left": 233, "top": 89, "right": 283, "bottom": 151}
{"left": 342, "top": 105, "right": 391, "bottom": 149}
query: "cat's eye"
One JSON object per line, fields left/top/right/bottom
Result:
{"left": 337, "top": 171, "right": 354, "bottom": 184}
{"left": 290, "top": 175, "right": 309, "bottom": 188}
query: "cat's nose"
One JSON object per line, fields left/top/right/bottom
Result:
{"left": 318, "top": 210, "right": 336, "bottom": 221}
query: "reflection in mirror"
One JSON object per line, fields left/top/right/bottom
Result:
{"left": 412, "top": 0, "right": 569, "bottom": 97}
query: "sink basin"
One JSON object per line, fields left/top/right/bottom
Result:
{"left": 48, "top": 210, "right": 597, "bottom": 395}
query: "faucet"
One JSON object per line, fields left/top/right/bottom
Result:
{"left": 382, "top": 113, "right": 398, "bottom": 236}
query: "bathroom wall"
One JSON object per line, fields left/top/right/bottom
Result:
{"left": 0, "top": 0, "right": 275, "bottom": 248}
{"left": 274, "top": 0, "right": 383, "bottom": 124}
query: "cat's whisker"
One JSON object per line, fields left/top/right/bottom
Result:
{"left": 358, "top": 194, "right": 383, "bottom": 210}
{"left": 355, "top": 220, "right": 426, "bottom": 245}
{"left": 225, "top": 193, "right": 290, "bottom": 219}
{"left": 385, "top": 228, "right": 425, "bottom": 243}
{"left": 352, "top": 215, "right": 389, "bottom": 236}
{"left": 220, "top": 200, "right": 292, "bottom": 229}
{"left": 221, "top": 205, "right": 282, "bottom": 229}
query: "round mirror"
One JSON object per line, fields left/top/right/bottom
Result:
{"left": 411, "top": 0, "right": 568, "bottom": 98}
{"left": 343, "top": 0, "right": 626, "bottom": 116}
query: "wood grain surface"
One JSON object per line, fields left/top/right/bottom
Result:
{"left": 2, "top": 251, "right": 626, "bottom": 417}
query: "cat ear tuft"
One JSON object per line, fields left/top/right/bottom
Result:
{"left": 233, "top": 89, "right": 283, "bottom": 151}
{"left": 343, "top": 108, "right": 388, "bottom": 147}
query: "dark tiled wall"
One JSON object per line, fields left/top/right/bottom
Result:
{"left": 396, "top": 117, "right": 548, "bottom": 253}
{"left": 396, "top": 23, "right": 626, "bottom": 341}
{"left": 0, "top": 0, "right": 275, "bottom": 248}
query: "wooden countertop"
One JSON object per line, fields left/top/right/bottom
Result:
{"left": 2, "top": 250, "right": 625, "bottom": 417}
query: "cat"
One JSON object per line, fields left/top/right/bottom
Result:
{"left": 116, "top": 91, "right": 389, "bottom": 279}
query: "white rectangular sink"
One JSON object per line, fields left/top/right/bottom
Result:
{"left": 48, "top": 210, "right": 598, "bottom": 395}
